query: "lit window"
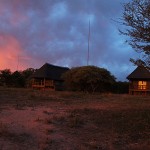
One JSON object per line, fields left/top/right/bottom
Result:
{"left": 138, "top": 81, "right": 147, "bottom": 90}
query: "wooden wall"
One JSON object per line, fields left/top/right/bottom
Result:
{"left": 129, "top": 80, "right": 150, "bottom": 95}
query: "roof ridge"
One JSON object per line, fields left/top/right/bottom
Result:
{"left": 43, "top": 63, "right": 69, "bottom": 69}
{"left": 32, "top": 63, "right": 69, "bottom": 80}
{"left": 127, "top": 66, "right": 150, "bottom": 79}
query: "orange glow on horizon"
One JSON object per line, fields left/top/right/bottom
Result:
{"left": 0, "top": 34, "right": 29, "bottom": 72}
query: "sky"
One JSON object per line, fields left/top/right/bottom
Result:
{"left": 0, "top": 0, "right": 139, "bottom": 81}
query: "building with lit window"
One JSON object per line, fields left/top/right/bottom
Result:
{"left": 127, "top": 66, "right": 150, "bottom": 95}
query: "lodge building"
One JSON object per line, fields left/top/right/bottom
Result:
{"left": 31, "top": 63, "right": 69, "bottom": 90}
{"left": 127, "top": 66, "right": 150, "bottom": 95}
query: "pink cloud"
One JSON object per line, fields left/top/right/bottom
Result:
{"left": 0, "top": 34, "right": 30, "bottom": 71}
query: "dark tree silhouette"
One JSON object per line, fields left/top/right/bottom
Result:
{"left": 0, "top": 68, "right": 35, "bottom": 87}
{"left": 120, "top": 0, "right": 150, "bottom": 69}
{"left": 0, "top": 69, "right": 12, "bottom": 86}
{"left": 22, "top": 68, "right": 35, "bottom": 79}
{"left": 11, "top": 71, "right": 25, "bottom": 87}
{"left": 112, "top": 81, "right": 129, "bottom": 94}
{"left": 62, "top": 66, "right": 116, "bottom": 93}
{"left": 22, "top": 68, "right": 35, "bottom": 87}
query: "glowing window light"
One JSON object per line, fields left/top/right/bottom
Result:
{"left": 138, "top": 81, "right": 147, "bottom": 90}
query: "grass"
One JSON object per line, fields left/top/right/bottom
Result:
{"left": 0, "top": 122, "right": 9, "bottom": 136}
{"left": 0, "top": 87, "right": 150, "bottom": 149}
{"left": 46, "top": 108, "right": 150, "bottom": 149}
{"left": 0, "top": 121, "right": 32, "bottom": 143}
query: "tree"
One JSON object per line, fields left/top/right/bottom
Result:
{"left": 120, "top": 0, "right": 150, "bottom": 69}
{"left": 112, "top": 81, "right": 129, "bottom": 94}
{"left": 11, "top": 71, "right": 25, "bottom": 87}
{"left": 22, "top": 68, "right": 35, "bottom": 79}
{"left": 22, "top": 68, "right": 35, "bottom": 87}
{"left": 0, "top": 69, "right": 12, "bottom": 86}
{"left": 0, "top": 68, "right": 35, "bottom": 87}
{"left": 62, "top": 66, "right": 116, "bottom": 93}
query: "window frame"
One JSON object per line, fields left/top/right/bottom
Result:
{"left": 138, "top": 81, "right": 147, "bottom": 90}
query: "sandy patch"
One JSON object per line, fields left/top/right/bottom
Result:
{"left": 0, "top": 105, "right": 67, "bottom": 150}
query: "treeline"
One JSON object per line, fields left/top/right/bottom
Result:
{"left": 0, "top": 66, "right": 129, "bottom": 93}
{"left": 0, "top": 68, "right": 35, "bottom": 87}
{"left": 62, "top": 66, "right": 129, "bottom": 94}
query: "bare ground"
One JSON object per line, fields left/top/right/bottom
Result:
{"left": 0, "top": 87, "right": 150, "bottom": 150}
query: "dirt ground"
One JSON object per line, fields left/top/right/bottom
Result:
{"left": 0, "top": 88, "right": 150, "bottom": 150}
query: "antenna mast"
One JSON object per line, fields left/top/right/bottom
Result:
{"left": 87, "top": 20, "right": 90, "bottom": 66}
{"left": 17, "top": 55, "right": 19, "bottom": 71}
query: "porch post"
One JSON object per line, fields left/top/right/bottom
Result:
{"left": 44, "top": 78, "right": 45, "bottom": 88}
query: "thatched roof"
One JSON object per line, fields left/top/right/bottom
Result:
{"left": 127, "top": 66, "right": 150, "bottom": 80}
{"left": 32, "top": 63, "right": 69, "bottom": 80}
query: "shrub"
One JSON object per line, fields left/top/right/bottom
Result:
{"left": 62, "top": 66, "right": 116, "bottom": 93}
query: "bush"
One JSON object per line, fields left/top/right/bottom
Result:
{"left": 62, "top": 66, "right": 116, "bottom": 93}
{"left": 112, "top": 81, "right": 129, "bottom": 94}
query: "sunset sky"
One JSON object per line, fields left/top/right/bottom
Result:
{"left": 0, "top": 0, "right": 139, "bottom": 81}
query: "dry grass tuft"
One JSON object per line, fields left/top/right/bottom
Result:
{"left": 0, "top": 122, "right": 9, "bottom": 136}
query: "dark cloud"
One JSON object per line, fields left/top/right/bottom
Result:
{"left": 0, "top": 0, "right": 137, "bottom": 81}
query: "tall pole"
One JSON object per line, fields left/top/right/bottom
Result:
{"left": 17, "top": 55, "right": 19, "bottom": 71}
{"left": 87, "top": 20, "right": 90, "bottom": 66}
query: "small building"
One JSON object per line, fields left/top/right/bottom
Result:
{"left": 127, "top": 66, "right": 150, "bottom": 95}
{"left": 31, "top": 63, "right": 69, "bottom": 90}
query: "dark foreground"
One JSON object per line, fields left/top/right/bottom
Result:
{"left": 0, "top": 87, "right": 150, "bottom": 150}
